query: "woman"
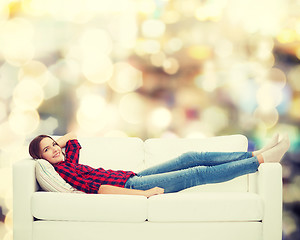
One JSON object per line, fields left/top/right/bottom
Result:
{"left": 29, "top": 132, "right": 290, "bottom": 198}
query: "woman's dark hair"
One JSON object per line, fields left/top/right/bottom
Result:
{"left": 29, "top": 135, "right": 57, "bottom": 159}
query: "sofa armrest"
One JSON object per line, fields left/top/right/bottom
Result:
{"left": 13, "top": 159, "right": 38, "bottom": 240}
{"left": 257, "top": 163, "right": 282, "bottom": 240}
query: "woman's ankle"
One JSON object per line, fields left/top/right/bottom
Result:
{"left": 256, "top": 154, "right": 264, "bottom": 164}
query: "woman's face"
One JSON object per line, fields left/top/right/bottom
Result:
{"left": 39, "top": 137, "right": 64, "bottom": 164}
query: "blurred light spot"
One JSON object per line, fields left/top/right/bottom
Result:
{"left": 266, "top": 68, "right": 286, "bottom": 88}
{"left": 276, "top": 85, "right": 292, "bottom": 114}
{"left": 43, "top": 73, "right": 60, "bottom": 100}
{"left": 161, "top": 131, "right": 179, "bottom": 139}
{"left": 21, "top": 0, "right": 48, "bottom": 16}
{"left": 136, "top": 0, "right": 156, "bottom": 14}
{"left": 24, "top": 0, "right": 93, "bottom": 23}
{"left": 0, "top": 63, "right": 19, "bottom": 100}
{"left": 215, "top": 40, "right": 233, "bottom": 58}
{"left": 227, "top": 0, "right": 284, "bottom": 35}
{"left": 0, "top": 168, "right": 11, "bottom": 197}
{"left": 142, "top": 19, "right": 166, "bottom": 38}
{"left": 255, "top": 38, "right": 274, "bottom": 60}
{"left": 164, "top": 38, "right": 183, "bottom": 53}
{"left": 4, "top": 209, "right": 12, "bottom": 229}
{"left": 186, "top": 132, "right": 206, "bottom": 139}
{"left": 2, "top": 42, "right": 35, "bottom": 66}
{"left": 0, "top": 122, "right": 25, "bottom": 152}
{"left": 163, "top": 58, "right": 179, "bottom": 75}
{"left": 82, "top": 54, "right": 114, "bottom": 84}
{"left": 149, "top": 107, "right": 172, "bottom": 129}
{"left": 3, "top": 231, "right": 12, "bottom": 240}
{"left": 256, "top": 83, "right": 282, "bottom": 110}
{"left": 60, "top": 0, "right": 93, "bottom": 23}
{"left": 231, "top": 79, "right": 257, "bottom": 113}
{"left": 296, "top": 47, "right": 300, "bottom": 60}
{"left": 49, "top": 59, "right": 81, "bottom": 85}
{"left": 0, "top": 222, "right": 8, "bottom": 240}
{"left": 142, "top": 39, "right": 161, "bottom": 54}
{"left": 287, "top": 65, "right": 300, "bottom": 91}
{"left": 76, "top": 95, "right": 108, "bottom": 132}
{"left": 119, "top": 93, "right": 145, "bottom": 124}
{"left": 196, "top": 74, "right": 217, "bottom": 92}
{"left": 176, "top": 88, "right": 206, "bottom": 108}
{"left": 195, "top": 4, "right": 223, "bottom": 22}
{"left": 195, "top": 61, "right": 218, "bottom": 92}
{"left": 277, "top": 29, "right": 296, "bottom": 43}
{"left": 80, "top": 28, "right": 113, "bottom": 55}
{"left": 0, "top": 101, "right": 7, "bottom": 121}
{"left": 104, "top": 130, "right": 128, "bottom": 138}
{"left": 76, "top": 83, "right": 94, "bottom": 99}
{"left": 0, "top": 17, "right": 34, "bottom": 43}
{"left": 19, "top": 60, "right": 48, "bottom": 86}
{"left": 150, "top": 52, "right": 166, "bottom": 67}
{"left": 162, "top": 10, "right": 181, "bottom": 24}
{"left": 0, "top": 18, "right": 35, "bottom": 66}
{"left": 0, "top": 2, "right": 9, "bottom": 22}
{"left": 13, "top": 79, "right": 44, "bottom": 110}
{"left": 202, "top": 107, "right": 229, "bottom": 133}
{"left": 289, "top": 96, "right": 300, "bottom": 119}
{"left": 79, "top": 95, "right": 106, "bottom": 119}
{"left": 188, "top": 45, "right": 212, "bottom": 60}
{"left": 108, "top": 62, "right": 143, "bottom": 93}
{"left": 108, "top": 13, "right": 137, "bottom": 50}
{"left": 253, "top": 107, "right": 279, "bottom": 128}
{"left": 63, "top": 43, "right": 81, "bottom": 61}
{"left": 134, "top": 38, "right": 147, "bottom": 56}
{"left": 8, "top": 109, "right": 40, "bottom": 134}
{"left": 86, "top": 0, "right": 135, "bottom": 14}
{"left": 283, "top": 210, "right": 297, "bottom": 235}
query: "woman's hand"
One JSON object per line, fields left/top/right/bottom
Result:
{"left": 98, "top": 185, "right": 164, "bottom": 198}
{"left": 56, "top": 132, "right": 77, "bottom": 148}
{"left": 144, "top": 187, "right": 164, "bottom": 198}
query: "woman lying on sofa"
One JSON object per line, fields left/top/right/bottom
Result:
{"left": 29, "top": 132, "right": 290, "bottom": 198}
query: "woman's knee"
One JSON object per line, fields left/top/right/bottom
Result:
{"left": 180, "top": 151, "right": 201, "bottom": 159}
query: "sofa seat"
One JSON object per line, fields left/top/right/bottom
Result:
{"left": 148, "top": 192, "right": 263, "bottom": 222}
{"left": 31, "top": 192, "right": 148, "bottom": 222}
{"left": 32, "top": 191, "right": 263, "bottom": 223}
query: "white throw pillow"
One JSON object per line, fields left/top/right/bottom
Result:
{"left": 35, "top": 159, "right": 85, "bottom": 194}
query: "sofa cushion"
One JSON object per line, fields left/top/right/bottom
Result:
{"left": 77, "top": 137, "right": 145, "bottom": 173}
{"left": 144, "top": 134, "right": 248, "bottom": 167}
{"left": 148, "top": 192, "right": 263, "bottom": 222}
{"left": 31, "top": 192, "right": 148, "bottom": 222}
{"left": 35, "top": 159, "right": 84, "bottom": 193}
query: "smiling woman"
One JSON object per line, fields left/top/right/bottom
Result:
{"left": 28, "top": 132, "right": 77, "bottom": 163}
{"left": 40, "top": 138, "right": 64, "bottom": 164}
{"left": 28, "top": 132, "right": 290, "bottom": 198}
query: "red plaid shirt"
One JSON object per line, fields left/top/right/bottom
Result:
{"left": 53, "top": 139, "right": 136, "bottom": 194}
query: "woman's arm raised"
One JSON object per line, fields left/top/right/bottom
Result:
{"left": 98, "top": 185, "right": 164, "bottom": 198}
{"left": 56, "top": 132, "right": 77, "bottom": 148}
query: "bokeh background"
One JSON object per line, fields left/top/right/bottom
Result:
{"left": 0, "top": 0, "right": 300, "bottom": 239}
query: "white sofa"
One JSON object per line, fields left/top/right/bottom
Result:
{"left": 13, "top": 134, "right": 282, "bottom": 240}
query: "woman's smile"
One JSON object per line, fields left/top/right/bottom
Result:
{"left": 39, "top": 137, "right": 64, "bottom": 164}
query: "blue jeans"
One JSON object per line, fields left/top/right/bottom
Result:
{"left": 124, "top": 152, "right": 259, "bottom": 193}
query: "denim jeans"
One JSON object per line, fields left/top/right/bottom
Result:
{"left": 124, "top": 151, "right": 259, "bottom": 193}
